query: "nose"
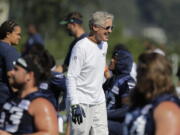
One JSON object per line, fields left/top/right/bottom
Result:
{"left": 7, "top": 70, "right": 15, "bottom": 80}
{"left": 111, "top": 58, "right": 115, "bottom": 62}
{"left": 11, "top": 69, "right": 15, "bottom": 75}
{"left": 108, "top": 28, "right": 112, "bottom": 33}
{"left": 18, "top": 34, "right": 22, "bottom": 40}
{"left": 109, "top": 58, "right": 114, "bottom": 65}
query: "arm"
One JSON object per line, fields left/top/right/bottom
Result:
{"left": 154, "top": 101, "right": 180, "bottom": 135}
{"left": 53, "top": 65, "right": 63, "bottom": 73}
{"left": 104, "top": 66, "right": 112, "bottom": 79}
{"left": 66, "top": 44, "right": 86, "bottom": 124}
{"left": 107, "top": 80, "right": 132, "bottom": 120}
{"left": 0, "top": 130, "right": 11, "bottom": 135}
{"left": 107, "top": 90, "right": 130, "bottom": 120}
{"left": 107, "top": 106, "right": 129, "bottom": 121}
{"left": 50, "top": 71, "right": 66, "bottom": 91}
{"left": 0, "top": 98, "right": 59, "bottom": 135}
{"left": 27, "top": 98, "right": 59, "bottom": 135}
{"left": 66, "top": 44, "right": 84, "bottom": 105}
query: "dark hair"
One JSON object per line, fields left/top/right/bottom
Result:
{"left": 60, "top": 11, "right": 83, "bottom": 25}
{"left": 21, "top": 51, "right": 52, "bottom": 86}
{"left": 66, "top": 12, "right": 83, "bottom": 22}
{"left": 0, "top": 20, "right": 19, "bottom": 39}
{"left": 21, "top": 45, "right": 55, "bottom": 86}
{"left": 131, "top": 52, "right": 175, "bottom": 107}
{"left": 27, "top": 43, "right": 45, "bottom": 55}
{"left": 27, "top": 44, "right": 55, "bottom": 69}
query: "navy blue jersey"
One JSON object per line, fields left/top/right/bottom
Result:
{"left": 104, "top": 75, "right": 135, "bottom": 135}
{"left": 0, "top": 41, "right": 20, "bottom": 105}
{"left": 104, "top": 75, "right": 135, "bottom": 110}
{"left": 0, "top": 91, "right": 52, "bottom": 134}
{"left": 104, "top": 74, "right": 135, "bottom": 123}
{"left": 103, "top": 47, "right": 135, "bottom": 112}
{"left": 39, "top": 84, "right": 58, "bottom": 110}
{"left": 104, "top": 45, "right": 135, "bottom": 135}
{"left": 39, "top": 71, "right": 66, "bottom": 111}
{"left": 123, "top": 94, "right": 180, "bottom": 135}
{"left": 49, "top": 71, "right": 66, "bottom": 100}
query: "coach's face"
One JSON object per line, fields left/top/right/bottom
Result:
{"left": 95, "top": 19, "right": 113, "bottom": 42}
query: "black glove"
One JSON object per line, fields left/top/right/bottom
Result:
{"left": 71, "top": 104, "right": 86, "bottom": 124}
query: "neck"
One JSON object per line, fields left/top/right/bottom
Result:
{"left": 88, "top": 34, "right": 101, "bottom": 44}
{"left": 75, "top": 27, "right": 85, "bottom": 38}
{"left": 0, "top": 39, "right": 11, "bottom": 45}
{"left": 20, "top": 85, "right": 38, "bottom": 98}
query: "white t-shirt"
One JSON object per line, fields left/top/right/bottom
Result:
{"left": 67, "top": 37, "right": 108, "bottom": 105}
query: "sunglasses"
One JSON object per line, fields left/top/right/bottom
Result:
{"left": 96, "top": 24, "right": 114, "bottom": 31}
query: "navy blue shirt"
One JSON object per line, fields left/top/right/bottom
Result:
{"left": 23, "top": 33, "right": 44, "bottom": 55}
{"left": 0, "top": 41, "right": 20, "bottom": 105}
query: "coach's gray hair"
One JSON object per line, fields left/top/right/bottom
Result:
{"left": 89, "top": 11, "right": 114, "bottom": 29}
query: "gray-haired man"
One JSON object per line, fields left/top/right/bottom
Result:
{"left": 67, "top": 11, "right": 114, "bottom": 135}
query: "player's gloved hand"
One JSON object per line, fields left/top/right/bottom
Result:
{"left": 71, "top": 104, "right": 86, "bottom": 124}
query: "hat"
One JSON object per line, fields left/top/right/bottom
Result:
{"left": 13, "top": 57, "right": 39, "bottom": 73}
{"left": 59, "top": 18, "right": 82, "bottom": 25}
{"left": 13, "top": 57, "right": 41, "bottom": 79}
{"left": 59, "top": 12, "right": 83, "bottom": 25}
{"left": 13, "top": 58, "right": 29, "bottom": 70}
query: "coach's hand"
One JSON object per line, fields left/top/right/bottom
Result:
{"left": 71, "top": 104, "right": 86, "bottom": 124}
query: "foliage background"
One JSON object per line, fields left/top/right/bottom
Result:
{"left": 6, "top": 0, "right": 180, "bottom": 64}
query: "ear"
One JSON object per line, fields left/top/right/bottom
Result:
{"left": 6, "top": 32, "right": 11, "bottom": 38}
{"left": 26, "top": 71, "right": 34, "bottom": 82}
{"left": 29, "top": 72, "right": 35, "bottom": 79}
{"left": 92, "top": 25, "right": 99, "bottom": 32}
{"left": 71, "top": 23, "right": 77, "bottom": 28}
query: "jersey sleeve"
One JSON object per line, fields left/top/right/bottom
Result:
{"left": 120, "top": 80, "right": 136, "bottom": 98}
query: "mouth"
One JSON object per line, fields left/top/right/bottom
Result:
{"left": 104, "top": 32, "right": 110, "bottom": 40}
